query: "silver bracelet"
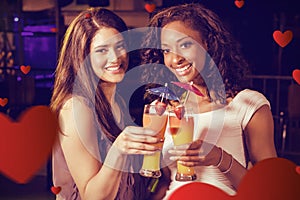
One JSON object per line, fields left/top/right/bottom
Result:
{"left": 221, "top": 154, "right": 233, "bottom": 174}
{"left": 215, "top": 148, "right": 223, "bottom": 168}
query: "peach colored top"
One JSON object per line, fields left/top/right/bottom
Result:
{"left": 162, "top": 89, "right": 271, "bottom": 198}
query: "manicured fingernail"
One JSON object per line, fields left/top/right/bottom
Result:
{"left": 168, "top": 150, "right": 175, "bottom": 154}
{"left": 174, "top": 144, "right": 189, "bottom": 149}
{"left": 145, "top": 129, "right": 155, "bottom": 135}
{"left": 169, "top": 156, "right": 177, "bottom": 161}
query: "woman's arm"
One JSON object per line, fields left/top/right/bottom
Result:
{"left": 167, "top": 105, "right": 277, "bottom": 190}
{"left": 59, "top": 98, "right": 161, "bottom": 200}
{"left": 222, "top": 104, "right": 277, "bottom": 189}
{"left": 244, "top": 104, "right": 277, "bottom": 163}
{"left": 218, "top": 103, "right": 277, "bottom": 189}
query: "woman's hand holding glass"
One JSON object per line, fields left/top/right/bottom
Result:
{"left": 114, "top": 126, "right": 162, "bottom": 155}
{"left": 168, "top": 106, "right": 197, "bottom": 181}
{"left": 168, "top": 139, "right": 222, "bottom": 168}
{"left": 103, "top": 126, "right": 162, "bottom": 173}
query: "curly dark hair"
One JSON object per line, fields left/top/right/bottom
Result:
{"left": 140, "top": 3, "right": 250, "bottom": 104}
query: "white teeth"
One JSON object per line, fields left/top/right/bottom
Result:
{"left": 175, "top": 64, "right": 191, "bottom": 72}
{"left": 106, "top": 66, "right": 120, "bottom": 71}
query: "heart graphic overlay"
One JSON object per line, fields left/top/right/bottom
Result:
{"left": 169, "top": 158, "right": 300, "bottom": 200}
{"left": 234, "top": 0, "right": 244, "bottom": 8}
{"left": 169, "top": 182, "right": 230, "bottom": 200}
{"left": 0, "top": 98, "right": 8, "bottom": 107}
{"left": 292, "top": 69, "right": 300, "bottom": 85}
{"left": 20, "top": 65, "right": 31, "bottom": 75}
{"left": 0, "top": 106, "right": 59, "bottom": 184}
{"left": 51, "top": 186, "right": 61, "bottom": 195}
{"left": 144, "top": 3, "right": 156, "bottom": 13}
{"left": 273, "top": 30, "right": 293, "bottom": 48}
{"left": 296, "top": 166, "right": 300, "bottom": 175}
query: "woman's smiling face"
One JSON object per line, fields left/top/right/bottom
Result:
{"left": 161, "top": 21, "right": 207, "bottom": 83}
{"left": 90, "top": 27, "right": 128, "bottom": 83}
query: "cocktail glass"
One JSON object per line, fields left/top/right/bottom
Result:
{"left": 139, "top": 104, "right": 167, "bottom": 178}
{"left": 168, "top": 106, "right": 197, "bottom": 181}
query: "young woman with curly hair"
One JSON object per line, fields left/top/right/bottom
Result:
{"left": 140, "top": 3, "right": 277, "bottom": 198}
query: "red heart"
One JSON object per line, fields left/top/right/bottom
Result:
{"left": 20, "top": 65, "right": 31, "bottom": 75}
{"left": 169, "top": 158, "right": 300, "bottom": 200}
{"left": 144, "top": 3, "right": 156, "bottom": 13}
{"left": 51, "top": 186, "right": 61, "bottom": 195}
{"left": 0, "top": 98, "right": 8, "bottom": 107}
{"left": 292, "top": 69, "right": 300, "bottom": 85}
{"left": 296, "top": 166, "right": 300, "bottom": 175}
{"left": 273, "top": 30, "right": 293, "bottom": 48}
{"left": 169, "top": 182, "right": 231, "bottom": 200}
{"left": 234, "top": 0, "right": 244, "bottom": 8}
{"left": 0, "top": 106, "right": 58, "bottom": 184}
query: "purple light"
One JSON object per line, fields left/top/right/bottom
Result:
{"left": 21, "top": 32, "right": 34, "bottom": 36}
{"left": 14, "top": 17, "right": 19, "bottom": 22}
{"left": 35, "top": 75, "right": 43, "bottom": 79}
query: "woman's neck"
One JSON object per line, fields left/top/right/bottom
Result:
{"left": 100, "top": 82, "right": 122, "bottom": 124}
{"left": 185, "top": 87, "right": 226, "bottom": 113}
{"left": 100, "top": 82, "right": 117, "bottom": 105}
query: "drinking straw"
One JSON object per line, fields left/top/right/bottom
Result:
{"left": 160, "top": 83, "right": 168, "bottom": 102}
{"left": 148, "top": 178, "right": 159, "bottom": 193}
{"left": 182, "top": 81, "right": 193, "bottom": 105}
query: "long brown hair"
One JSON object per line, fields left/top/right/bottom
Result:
{"left": 50, "top": 7, "right": 128, "bottom": 142}
{"left": 141, "top": 3, "right": 250, "bottom": 103}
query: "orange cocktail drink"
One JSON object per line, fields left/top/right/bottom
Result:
{"left": 140, "top": 104, "right": 167, "bottom": 178}
{"left": 168, "top": 107, "right": 196, "bottom": 181}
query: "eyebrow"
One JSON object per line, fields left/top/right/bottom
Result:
{"left": 94, "top": 40, "right": 125, "bottom": 49}
{"left": 161, "top": 36, "right": 191, "bottom": 46}
{"left": 176, "top": 36, "right": 190, "bottom": 43}
{"left": 94, "top": 44, "right": 108, "bottom": 49}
